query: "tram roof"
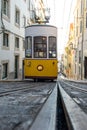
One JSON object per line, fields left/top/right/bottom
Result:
{"left": 25, "top": 24, "right": 57, "bottom": 29}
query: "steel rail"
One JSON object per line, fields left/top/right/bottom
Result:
{"left": 0, "top": 84, "right": 37, "bottom": 97}
{"left": 0, "top": 82, "right": 54, "bottom": 97}
{"left": 60, "top": 80, "right": 87, "bottom": 94}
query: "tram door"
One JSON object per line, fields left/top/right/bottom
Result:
{"left": 84, "top": 57, "right": 87, "bottom": 79}
{"left": 14, "top": 56, "right": 19, "bottom": 78}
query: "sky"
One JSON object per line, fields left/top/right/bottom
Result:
{"left": 46, "top": 0, "right": 76, "bottom": 56}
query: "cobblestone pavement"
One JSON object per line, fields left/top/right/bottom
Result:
{"left": 0, "top": 81, "right": 56, "bottom": 130}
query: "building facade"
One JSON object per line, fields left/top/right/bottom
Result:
{"left": 0, "top": 0, "right": 45, "bottom": 80}
{"left": 62, "top": 0, "right": 87, "bottom": 80}
{"left": 74, "top": 0, "right": 87, "bottom": 80}
{"left": 65, "top": 23, "right": 75, "bottom": 79}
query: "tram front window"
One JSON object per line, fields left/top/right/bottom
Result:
{"left": 49, "top": 36, "right": 57, "bottom": 58}
{"left": 25, "top": 36, "right": 32, "bottom": 58}
{"left": 34, "top": 36, "right": 47, "bottom": 58}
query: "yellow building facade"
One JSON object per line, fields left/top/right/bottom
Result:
{"left": 63, "top": 0, "right": 87, "bottom": 80}
{"left": 64, "top": 23, "right": 75, "bottom": 79}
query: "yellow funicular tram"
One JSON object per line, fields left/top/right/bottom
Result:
{"left": 23, "top": 24, "right": 58, "bottom": 81}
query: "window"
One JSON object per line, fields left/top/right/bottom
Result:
{"left": 75, "top": 64, "right": 76, "bottom": 74}
{"left": 15, "top": 7, "right": 20, "bottom": 25}
{"left": 69, "top": 63, "right": 71, "bottom": 68}
{"left": 86, "top": 13, "right": 87, "bottom": 28}
{"left": 79, "top": 66, "right": 81, "bottom": 75}
{"left": 29, "top": 0, "right": 33, "bottom": 11}
{"left": 76, "top": 26, "right": 78, "bottom": 36}
{"left": 49, "top": 36, "right": 57, "bottom": 58}
{"left": 23, "top": 16, "right": 26, "bottom": 27}
{"left": 34, "top": 36, "right": 47, "bottom": 58}
{"left": 77, "top": 10, "right": 78, "bottom": 23}
{"left": 2, "top": 63, "right": 8, "bottom": 79}
{"left": 80, "top": 20, "right": 82, "bottom": 33}
{"left": 15, "top": 37, "right": 19, "bottom": 48}
{"left": 86, "top": 0, "right": 87, "bottom": 9}
{"left": 3, "top": 0, "right": 9, "bottom": 17}
{"left": 3, "top": 32, "right": 9, "bottom": 47}
{"left": 29, "top": 0, "right": 31, "bottom": 11}
{"left": 25, "top": 36, "right": 32, "bottom": 58}
{"left": 79, "top": 50, "right": 81, "bottom": 63}
{"left": 23, "top": 39, "right": 25, "bottom": 50}
{"left": 81, "top": 0, "right": 83, "bottom": 15}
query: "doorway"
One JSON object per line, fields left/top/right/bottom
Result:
{"left": 84, "top": 57, "right": 87, "bottom": 79}
{"left": 14, "top": 56, "right": 19, "bottom": 79}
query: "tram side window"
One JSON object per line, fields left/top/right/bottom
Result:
{"left": 49, "top": 36, "right": 57, "bottom": 58}
{"left": 34, "top": 36, "right": 47, "bottom": 58}
{"left": 25, "top": 36, "right": 32, "bottom": 58}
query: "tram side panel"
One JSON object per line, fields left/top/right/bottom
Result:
{"left": 24, "top": 59, "right": 58, "bottom": 79}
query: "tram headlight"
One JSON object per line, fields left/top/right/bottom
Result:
{"left": 52, "top": 53, "right": 56, "bottom": 57}
{"left": 37, "top": 65, "right": 43, "bottom": 71}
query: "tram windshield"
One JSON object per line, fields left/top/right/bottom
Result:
{"left": 25, "top": 36, "right": 32, "bottom": 58}
{"left": 49, "top": 36, "right": 57, "bottom": 58}
{"left": 34, "top": 36, "right": 47, "bottom": 58}
{"left": 25, "top": 36, "right": 57, "bottom": 59}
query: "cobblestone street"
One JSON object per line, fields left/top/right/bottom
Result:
{"left": 0, "top": 81, "right": 56, "bottom": 130}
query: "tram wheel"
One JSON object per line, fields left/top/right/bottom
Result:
{"left": 51, "top": 79, "right": 54, "bottom": 82}
{"left": 34, "top": 78, "right": 36, "bottom": 82}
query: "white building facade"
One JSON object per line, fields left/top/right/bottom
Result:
{"left": 0, "top": 0, "right": 46, "bottom": 80}
{"left": 0, "top": 0, "right": 36, "bottom": 80}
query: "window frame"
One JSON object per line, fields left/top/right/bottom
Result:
{"left": 80, "top": 20, "right": 82, "bottom": 33}
{"left": 3, "top": 32, "right": 9, "bottom": 47}
{"left": 86, "top": 12, "right": 87, "bottom": 28}
{"left": 23, "top": 15, "right": 26, "bottom": 27}
{"left": 15, "top": 37, "right": 19, "bottom": 49}
{"left": 3, "top": 0, "right": 10, "bottom": 18}
{"left": 25, "top": 36, "right": 32, "bottom": 58}
{"left": 2, "top": 63, "right": 8, "bottom": 79}
{"left": 34, "top": 36, "right": 47, "bottom": 58}
{"left": 48, "top": 36, "right": 57, "bottom": 58}
{"left": 86, "top": 0, "right": 87, "bottom": 9}
{"left": 15, "top": 6, "right": 20, "bottom": 26}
